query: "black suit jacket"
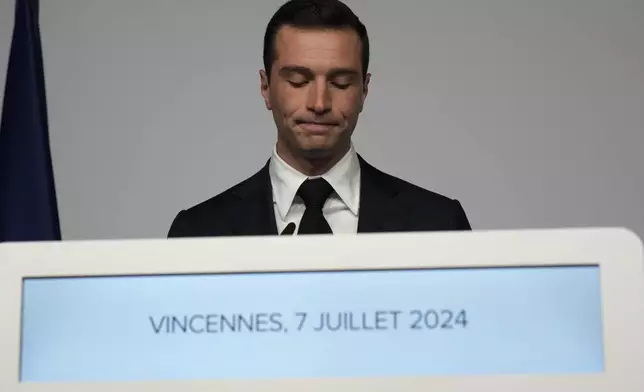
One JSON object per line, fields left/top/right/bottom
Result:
{"left": 168, "top": 155, "right": 471, "bottom": 237}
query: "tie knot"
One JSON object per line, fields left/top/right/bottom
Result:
{"left": 297, "top": 178, "right": 334, "bottom": 209}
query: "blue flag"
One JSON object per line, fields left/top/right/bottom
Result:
{"left": 0, "top": 0, "right": 61, "bottom": 242}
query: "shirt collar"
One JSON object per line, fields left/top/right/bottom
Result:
{"left": 269, "top": 144, "right": 361, "bottom": 220}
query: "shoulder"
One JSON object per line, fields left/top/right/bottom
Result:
{"left": 379, "top": 168, "right": 457, "bottom": 203}
{"left": 167, "top": 164, "right": 268, "bottom": 237}
{"left": 359, "top": 156, "right": 456, "bottom": 203}
{"left": 359, "top": 156, "right": 471, "bottom": 230}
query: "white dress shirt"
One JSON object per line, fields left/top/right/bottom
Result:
{"left": 269, "top": 145, "right": 361, "bottom": 235}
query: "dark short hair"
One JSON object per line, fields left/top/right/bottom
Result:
{"left": 263, "top": 0, "right": 369, "bottom": 82}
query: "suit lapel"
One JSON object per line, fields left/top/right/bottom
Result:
{"left": 230, "top": 161, "right": 278, "bottom": 236}
{"left": 357, "top": 156, "right": 408, "bottom": 233}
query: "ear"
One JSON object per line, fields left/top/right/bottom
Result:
{"left": 259, "top": 69, "right": 272, "bottom": 110}
{"left": 359, "top": 72, "right": 371, "bottom": 113}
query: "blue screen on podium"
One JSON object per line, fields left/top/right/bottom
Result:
{"left": 20, "top": 266, "right": 604, "bottom": 382}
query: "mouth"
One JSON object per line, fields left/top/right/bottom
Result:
{"left": 296, "top": 121, "right": 336, "bottom": 133}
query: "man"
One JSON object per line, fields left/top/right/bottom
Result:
{"left": 168, "top": 0, "right": 471, "bottom": 237}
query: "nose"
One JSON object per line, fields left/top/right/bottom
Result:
{"left": 306, "top": 79, "right": 331, "bottom": 115}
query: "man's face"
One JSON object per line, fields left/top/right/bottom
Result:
{"left": 260, "top": 26, "right": 370, "bottom": 160}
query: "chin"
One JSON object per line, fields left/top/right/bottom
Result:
{"left": 299, "top": 146, "right": 334, "bottom": 159}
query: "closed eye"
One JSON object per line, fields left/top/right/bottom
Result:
{"left": 332, "top": 82, "right": 351, "bottom": 89}
{"left": 288, "top": 80, "right": 308, "bottom": 88}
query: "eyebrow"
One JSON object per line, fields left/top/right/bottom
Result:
{"left": 278, "top": 65, "right": 360, "bottom": 79}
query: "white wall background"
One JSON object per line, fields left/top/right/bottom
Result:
{"left": 19, "top": 0, "right": 644, "bottom": 240}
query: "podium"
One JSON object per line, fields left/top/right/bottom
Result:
{"left": 1, "top": 227, "right": 643, "bottom": 391}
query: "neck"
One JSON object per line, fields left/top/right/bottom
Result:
{"left": 276, "top": 141, "right": 350, "bottom": 177}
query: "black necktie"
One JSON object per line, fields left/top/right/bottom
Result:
{"left": 297, "top": 178, "right": 334, "bottom": 234}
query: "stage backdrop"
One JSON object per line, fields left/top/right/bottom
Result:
{"left": 5, "top": 0, "right": 642, "bottom": 240}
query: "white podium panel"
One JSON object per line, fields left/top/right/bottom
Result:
{"left": 0, "top": 227, "right": 643, "bottom": 392}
